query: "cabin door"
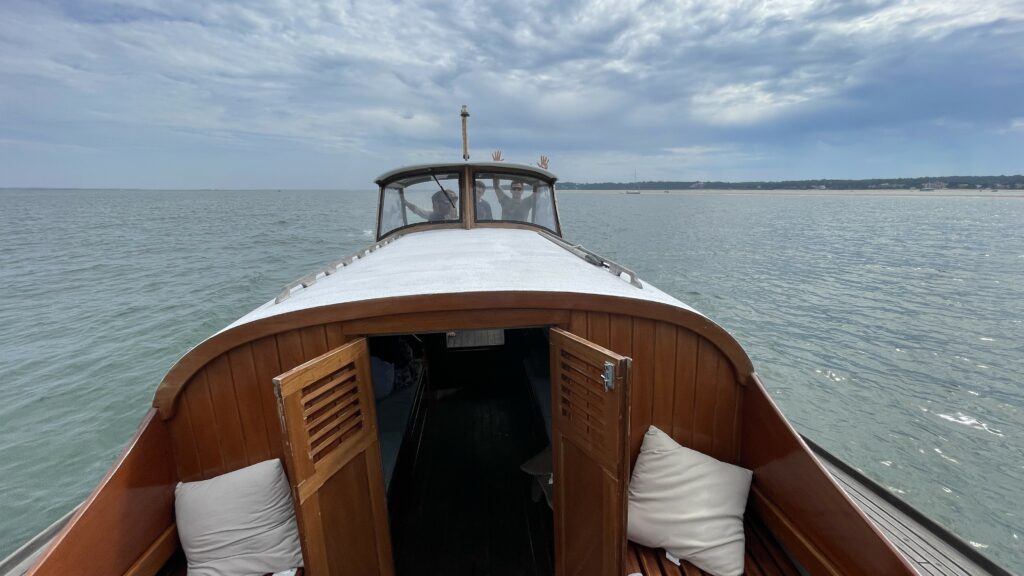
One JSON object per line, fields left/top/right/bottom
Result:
{"left": 273, "top": 338, "right": 394, "bottom": 576}
{"left": 549, "top": 327, "right": 631, "bottom": 576}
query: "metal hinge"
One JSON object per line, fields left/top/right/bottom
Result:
{"left": 602, "top": 361, "right": 615, "bottom": 391}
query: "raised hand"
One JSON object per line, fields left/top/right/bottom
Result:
{"left": 492, "top": 150, "right": 504, "bottom": 162}
{"left": 537, "top": 155, "right": 549, "bottom": 170}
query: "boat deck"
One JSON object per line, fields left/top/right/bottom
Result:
{"left": 625, "top": 514, "right": 801, "bottom": 576}
{"left": 807, "top": 440, "right": 1011, "bottom": 576}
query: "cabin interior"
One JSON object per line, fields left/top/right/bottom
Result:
{"left": 374, "top": 328, "right": 555, "bottom": 575}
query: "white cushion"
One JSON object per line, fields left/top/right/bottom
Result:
{"left": 627, "top": 426, "right": 752, "bottom": 576}
{"left": 175, "top": 459, "right": 304, "bottom": 576}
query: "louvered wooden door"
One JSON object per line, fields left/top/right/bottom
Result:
{"left": 274, "top": 338, "right": 393, "bottom": 576}
{"left": 549, "top": 327, "right": 631, "bottom": 576}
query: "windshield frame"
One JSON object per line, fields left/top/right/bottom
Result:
{"left": 374, "top": 163, "right": 563, "bottom": 240}
{"left": 470, "top": 167, "right": 562, "bottom": 237}
{"left": 376, "top": 166, "right": 467, "bottom": 240}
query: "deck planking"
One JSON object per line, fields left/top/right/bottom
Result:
{"left": 808, "top": 440, "right": 1012, "bottom": 576}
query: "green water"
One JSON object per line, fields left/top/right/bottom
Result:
{"left": 1, "top": 188, "right": 1021, "bottom": 570}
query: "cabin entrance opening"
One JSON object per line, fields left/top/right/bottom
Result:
{"left": 370, "top": 328, "right": 555, "bottom": 575}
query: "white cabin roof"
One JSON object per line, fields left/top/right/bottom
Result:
{"left": 222, "top": 228, "right": 699, "bottom": 332}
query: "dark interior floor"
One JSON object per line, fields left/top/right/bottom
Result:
{"left": 388, "top": 337, "right": 553, "bottom": 576}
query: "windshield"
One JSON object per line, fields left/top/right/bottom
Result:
{"left": 379, "top": 172, "right": 461, "bottom": 237}
{"left": 474, "top": 172, "right": 558, "bottom": 234}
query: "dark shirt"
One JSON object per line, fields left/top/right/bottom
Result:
{"left": 476, "top": 199, "right": 493, "bottom": 220}
{"left": 498, "top": 195, "right": 532, "bottom": 221}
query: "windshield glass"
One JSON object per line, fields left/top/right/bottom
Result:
{"left": 474, "top": 172, "right": 558, "bottom": 234}
{"left": 379, "top": 172, "right": 461, "bottom": 237}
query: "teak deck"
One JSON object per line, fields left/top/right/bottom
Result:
{"left": 624, "top": 513, "right": 800, "bottom": 576}
{"left": 808, "top": 440, "right": 1013, "bottom": 576}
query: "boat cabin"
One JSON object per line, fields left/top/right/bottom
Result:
{"left": 24, "top": 163, "right": 917, "bottom": 576}
{"left": 375, "top": 162, "right": 562, "bottom": 239}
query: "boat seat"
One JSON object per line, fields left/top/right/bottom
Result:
{"left": 625, "top": 515, "right": 801, "bottom": 576}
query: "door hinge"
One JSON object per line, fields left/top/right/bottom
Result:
{"left": 602, "top": 361, "right": 615, "bottom": 391}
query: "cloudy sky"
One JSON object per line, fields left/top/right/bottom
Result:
{"left": 1, "top": 0, "right": 1022, "bottom": 188}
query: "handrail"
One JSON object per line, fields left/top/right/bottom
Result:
{"left": 540, "top": 232, "right": 643, "bottom": 289}
{"left": 275, "top": 234, "right": 403, "bottom": 304}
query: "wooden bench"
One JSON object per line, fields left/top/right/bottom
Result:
{"left": 625, "top": 515, "right": 801, "bottom": 576}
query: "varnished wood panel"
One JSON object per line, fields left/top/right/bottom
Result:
{"left": 651, "top": 322, "right": 677, "bottom": 433}
{"left": 670, "top": 330, "right": 699, "bottom": 448}
{"left": 274, "top": 338, "right": 393, "bottom": 576}
{"left": 568, "top": 310, "right": 587, "bottom": 335}
{"left": 325, "top": 322, "right": 346, "bottom": 348}
{"left": 251, "top": 335, "right": 285, "bottom": 459}
{"left": 28, "top": 411, "right": 176, "bottom": 576}
{"left": 299, "top": 325, "right": 328, "bottom": 359}
{"left": 741, "top": 375, "right": 915, "bottom": 575}
{"left": 185, "top": 370, "right": 224, "bottom": 478}
{"left": 168, "top": 395, "right": 201, "bottom": 481}
{"left": 166, "top": 310, "right": 748, "bottom": 492}
{"left": 277, "top": 329, "right": 306, "bottom": 375}
{"left": 629, "top": 318, "right": 655, "bottom": 462}
{"left": 712, "top": 357, "right": 740, "bottom": 462}
{"left": 123, "top": 524, "right": 178, "bottom": 576}
{"left": 154, "top": 292, "right": 755, "bottom": 419}
{"left": 206, "top": 354, "right": 247, "bottom": 472}
{"left": 227, "top": 344, "right": 272, "bottom": 465}
{"left": 568, "top": 312, "right": 743, "bottom": 466}
{"left": 691, "top": 339, "right": 721, "bottom": 455}
{"left": 345, "top": 309, "right": 570, "bottom": 337}
{"left": 587, "top": 311, "right": 610, "bottom": 348}
{"left": 551, "top": 328, "right": 629, "bottom": 576}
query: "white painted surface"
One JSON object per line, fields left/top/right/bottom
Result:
{"left": 222, "top": 228, "right": 699, "bottom": 332}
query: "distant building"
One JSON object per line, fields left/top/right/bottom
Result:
{"left": 690, "top": 181, "right": 705, "bottom": 189}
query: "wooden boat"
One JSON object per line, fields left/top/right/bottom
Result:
{"left": 3, "top": 141, "right": 1010, "bottom": 576}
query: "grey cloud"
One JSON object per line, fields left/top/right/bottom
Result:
{"left": 1, "top": 0, "right": 1021, "bottom": 187}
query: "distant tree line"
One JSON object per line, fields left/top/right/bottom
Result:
{"left": 559, "top": 175, "right": 1024, "bottom": 190}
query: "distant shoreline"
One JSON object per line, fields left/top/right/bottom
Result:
{"left": 559, "top": 188, "right": 1024, "bottom": 198}
{"left": 562, "top": 175, "right": 1024, "bottom": 191}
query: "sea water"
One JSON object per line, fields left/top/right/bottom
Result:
{"left": 1, "top": 188, "right": 1021, "bottom": 570}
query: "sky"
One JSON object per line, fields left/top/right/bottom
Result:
{"left": 1, "top": 0, "right": 1022, "bottom": 188}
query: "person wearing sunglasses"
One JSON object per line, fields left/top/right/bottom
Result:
{"left": 491, "top": 178, "right": 535, "bottom": 222}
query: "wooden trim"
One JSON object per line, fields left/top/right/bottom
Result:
{"left": 750, "top": 487, "right": 840, "bottom": 575}
{"left": 740, "top": 374, "right": 916, "bottom": 575}
{"left": 27, "top": 410, "right": 177, "bottom": 576}
{"left": 123, "top": 524, "right": 178, "bottom": 576}
{"left": 154, "top": 291, "right": 752, "bottom": 419}
{"left": 344, "top": 308, "right": 571, "bottom": 337}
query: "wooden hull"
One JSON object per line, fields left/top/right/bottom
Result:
{"left": 19, "top": 288, "right": 920, "bottom": 576}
